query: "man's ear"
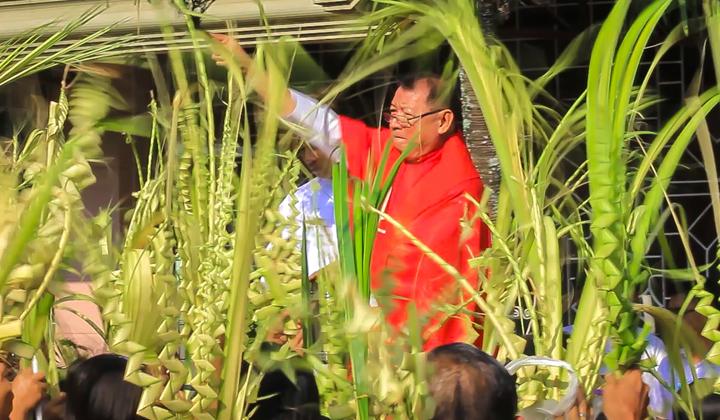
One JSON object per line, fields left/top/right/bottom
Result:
{"left": 515, "top": 416, "right": 524, "bottom": 420}
{"left": 437, "top": 109, "right": 454, "bottom": 135}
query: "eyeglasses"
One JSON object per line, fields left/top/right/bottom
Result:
{"left": 381, "top": 108, "right": 447, "bottom": 128}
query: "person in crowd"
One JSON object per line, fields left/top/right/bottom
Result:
{"left": 0, "top": 362, "right": 47, "bottom": 420}
{"left": 554, "top": 369, "right": 650, "bottom": 420}
{"left": 251, "top": 367, "right": 326, "bottom": 420}
{"left": 681, "top": 393, "right": 720, "bottom": 420}
{"left": 559, "top": 321, "right": 710, "bottom": 418}
{"left": 261, "top": 142, "right": 335, "bottom": 418}
{"left": 277, "top": 142, "right": 337, "bottom": 279}
{"left": 0, "top": 364, "right": 10, "bottom": 419}
{"left": 60, "top": 353, "right": 143, "bottom": 420}
{"left": 210, "top": 34, "right": 491, "bottom": 350}
{"left": 601, "top": 369, "right": 650, "bottom": 420}
{"left": 427, "top": 343, "right": 519, "bottom": 420}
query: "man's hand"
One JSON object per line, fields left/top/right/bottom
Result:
{"left": 266, "top": 310, "right": 305, "bottom": 356}
{"left": 10, "top": 368, "right": 47, "bottom": 420}
{"left": 287, "top": 330, "right": 304, "bottom": 356}
{"left": 208, "top": 32, "right": 296, "bottom": 116}
{"left": 209, "top": 33, "right": 252, "bottom": 68}
{"left": 602, "top": 369, "right": 649, "bottom": 420}
{"left": 0, "top": 364, "right": 13, "bottom": 418}
{"left": 554, "top": 386, "right": 588, "bottom": 420}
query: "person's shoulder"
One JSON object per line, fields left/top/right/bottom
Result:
{"left": 442, "top": 134, "right": 480, "bottom": 175}
{"left": 338, "top": 116, "right": 391, "bottom": 141}
{"left": 437, "top": 135, "right": 482, "bottom": 194}
{"left": 338, "top": 115, "right": 375, "bottom": 136}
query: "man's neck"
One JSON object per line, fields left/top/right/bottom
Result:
{"left": 406, "top": 135, "right": 452, "bottom": 163}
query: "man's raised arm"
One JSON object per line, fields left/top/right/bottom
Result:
{"left": 210, "top": 33, "right": 341, "bottom": 161}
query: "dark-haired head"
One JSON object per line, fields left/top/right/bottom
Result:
{"left": 428, "top": 343, "right": 518, "bottom": 420}
{"left": 396, "top": 72, "right": 461, "bottom": 119}
{"left": 697, "top": 393, "right": 720, "bottom": 420}
{"left": 677, "top": 393, "right": 720, "bottom": 420}
{"left": 61, "top": 354, "right": 143, "bottom": 420}
{"left": 386, "top": 72, "right": 461, "bottom": 162}
{"left": 251, "top": 367, "right": 325, "bottom": 420}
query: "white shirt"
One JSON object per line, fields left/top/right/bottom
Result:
{"left": 278, "top": 177, "right": 338, "bottom": 277}
{"left": 282, "top": 90, "right": 344, "bottom": 276}
{"left": 285, "top": 89, "right": 342, "bottom": 162}
{"left": 284, "top": 90, "right": 379, "bottom": 307}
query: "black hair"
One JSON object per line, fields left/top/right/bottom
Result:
{"left": 428, "top": 343, "right": 517, "bottom": 420}
{"left": 250, "top": 368, "right": 326, "bottom": 420}
{"left": 697, "top": 393, "right": 720, "bottom": 419}
{"left": 61, "top": 354, "right": 143, "bottom": 420}
{"left": 396, "top": 72, "right": 463, "bottom": 129}
{"left": 677, "top": 393, "right": 720, "bottom": 420}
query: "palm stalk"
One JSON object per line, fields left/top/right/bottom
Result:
{"left": 567, "top": 0, "right": 720, "bottom": 393}
{"left": 328, "top": 122, "right": 416, "bottom": 418}
{"left": 218, "top": 46, "right": 289, "bottom": 418}
{"left": 0, "top": 65, "right": 119, "bottom": 393}
{"left": 0, "top": 7, "right": 125, "bottom": 88}
{"left": 697, "top": 0, "right": 720, "bottom": 373}
{"left": 92, "top": 16, "right": 311, "bottom": 417}
{"left": 332, "top": 153, "right": 369, "bottom": 420}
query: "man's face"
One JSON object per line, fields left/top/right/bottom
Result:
{"left": 387, "top": 78, "right": 454, "bottom": 161}
{"left": 300, "top": 144, "right": 333, "bottom": 179}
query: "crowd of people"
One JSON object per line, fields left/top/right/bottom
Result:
{"left": 5, "top": 343, "right": 720, "bottom": 419}
{"left": 0, "top": 354, "right": 143, "bottom": 420}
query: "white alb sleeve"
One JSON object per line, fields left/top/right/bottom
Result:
{"left": 285, "top": 89, "right": 342, "bottom": 162}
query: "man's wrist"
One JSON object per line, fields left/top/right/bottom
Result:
{"left": 284, "top": 89, "right": 303, "bottom": 119}
{"left": 10, "top": 406, "right": 31, "bottom": 420}
{"left": 604, "top": 407, "right": 639, "bottom": 420}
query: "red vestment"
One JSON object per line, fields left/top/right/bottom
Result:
{"left": 338, "top": 116, "right": 491, "bottom": 351}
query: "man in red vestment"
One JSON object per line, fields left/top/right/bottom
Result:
{"left": 212, "top": 34, "right": 491, "bottom": 350}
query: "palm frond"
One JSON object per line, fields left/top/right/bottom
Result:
{"left": 0, "top": 7, "right": 127, "bottom": 88}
